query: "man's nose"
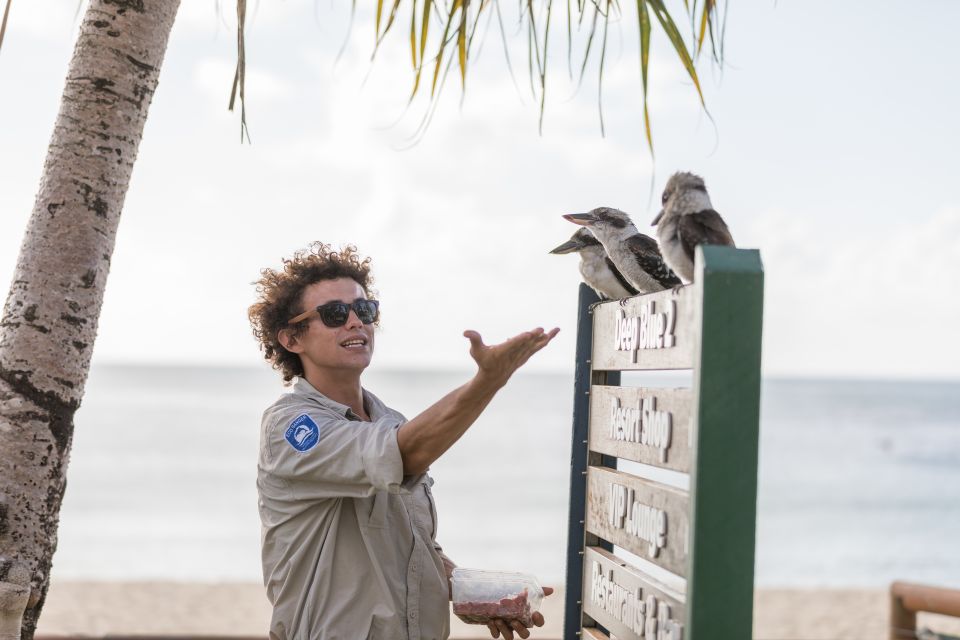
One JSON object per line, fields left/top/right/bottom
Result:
{"left": 344, "top": 309, "right": 363, "bottom": 329}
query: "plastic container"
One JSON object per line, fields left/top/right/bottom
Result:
{"left": 451, "top": 568, "right": 545, "bottom": 626}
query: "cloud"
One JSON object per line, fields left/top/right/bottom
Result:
{"left": 748, "top": 206, "right": 960, "bottom": 379}
{"left": 2, "top": 0, "right": 81, "bottom": 41}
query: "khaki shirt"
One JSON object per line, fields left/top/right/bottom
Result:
{"left": 258, "top": 379, "right": 451, "bottom": 640}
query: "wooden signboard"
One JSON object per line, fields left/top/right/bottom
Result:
{"left": 581, "top": 546, "right": 686, "bottom": 640}
{"left": 587, "top": 385, "right": 693, "bottom": 473}
{"left": 590, "top": 284, "right": 697, "bottom": 371}
{"left": 584, "top": 467, "right": 689, "bottom": 576}
{"left": 564, "top": 246, "right": 764, "bottom": 640}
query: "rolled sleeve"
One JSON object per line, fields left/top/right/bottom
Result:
{"left": 265, "top": 409, "right": 405, "bottom": 501}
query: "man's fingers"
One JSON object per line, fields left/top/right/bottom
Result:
{"left": 510, "top": 620, "right": 530, "bottom": 638}
{"left": 487, "top": 621, "right": 500, "bottom": 638}
{"left": 536, "top": 328, "right": 560, "bottom": 350}
{"left": 543, "top": 586, "right": 555, "bottom": 596}
{"left": 532, "top": 611, "right": 545, "bottom": 626}
{"left": 496, "top": 619, "right": 514, "bottom": 640}
{"left": 526, "top": 327, "right": 559, "bottom": 350}
{"left": 518, "top": 327, "right": 560, "bottom": 361}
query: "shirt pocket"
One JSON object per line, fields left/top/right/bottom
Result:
{"left": 354, "top": 490, "right": 389, "bottom": 529}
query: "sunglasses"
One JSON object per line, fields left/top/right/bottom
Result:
{"left": 288, "top": 298, "right": 380, "bottom": 328}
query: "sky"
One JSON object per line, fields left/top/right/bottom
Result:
{"left": 1, "top": 0, "right": 959, "bottom": 380}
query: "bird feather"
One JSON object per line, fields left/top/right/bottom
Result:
{"left": 677, "top": 208, "right": 735, "bottom": 261}
{"left": 624, "top": 233, "right": 682, "bottom": 288}
{"left": 605, "top": 256, "right": 640, "bottom": 296}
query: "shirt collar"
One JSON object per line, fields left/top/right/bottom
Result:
{"left": 292, "top": 377, "right": 383, "bottom": 421}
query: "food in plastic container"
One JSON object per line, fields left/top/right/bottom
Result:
{"left": 451, "top": 568, "right": 545, "bottom": 627}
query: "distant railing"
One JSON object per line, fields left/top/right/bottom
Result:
{"left": 890, "top": 581, "right": 960, "bottom": 640}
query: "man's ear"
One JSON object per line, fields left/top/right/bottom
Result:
{"left": 277, "top": 328, "right": 304, "bottom": 354}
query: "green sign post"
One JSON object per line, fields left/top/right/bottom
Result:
{"left": 563, "top": 245, "right": 764, "bottom": 640}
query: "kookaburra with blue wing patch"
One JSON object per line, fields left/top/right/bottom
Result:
{"left": 562, "top": 207, "right": 681, "bottom": 294}
{"left": 549, "top": 227, "right": 639, "bottom": 300}
{"left": 652, "top": 172, "right": 736, "bottom": 283}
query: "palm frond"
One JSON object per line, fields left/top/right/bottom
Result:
{"left": 409, "top": 0, "right": 418, "bottom": 69}
{"left": 537, "top": 0, "right": 552, "bottom": 133}
{"left": 637, "top": 0, "right": 652, "bottom": 153}
{"left": 457, "top": 0, "right": 468, "bottom": 89}
{"left": 596, "top": 0, "right": 610, "bottom": 136}
{"left": 645, "top": 0, "right": 704, "bottom": 107}
{"left": 227, "top": 0, "right": 724, "bottom": 152}
{"left": 576, "top": 4, "right": 600, "bottom": 88}
{"left": 228, "top": 0, "right": 250, "bottom": 143}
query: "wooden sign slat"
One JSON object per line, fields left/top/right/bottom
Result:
{"left": 590, "top": 286, "right": 696, "bottom": 371}
{"left": 581, "top": 628, "right": 609, "bottom": 640}
{"left": 585, "top": 466, "right": 689, "bottom": 576}
{"left": 588, "top": 385, "right": 693, "bottom": 472}
{"left": 582, "top": 546, "right": 686, "bottom": 640}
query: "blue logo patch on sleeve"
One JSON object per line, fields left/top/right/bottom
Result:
{"left": 285, "top": 414, "right": 320, "bottom": 452}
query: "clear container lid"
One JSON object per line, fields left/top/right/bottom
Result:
{"left": 451, "top": 567, "right": 545, "bottom": 610}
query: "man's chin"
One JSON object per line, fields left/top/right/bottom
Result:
{"left": 339, "top": 350, "right": 373, "bottom": 369}
{"left": 306, "top": 348, "right": 374, "bottom": 373}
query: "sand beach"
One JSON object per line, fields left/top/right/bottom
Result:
{"left": 33, "top": 581, "right": 960, "bottom": 639}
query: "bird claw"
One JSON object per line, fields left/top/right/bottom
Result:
{"left": 671, "top": 284, "right": 685, "bottom": 296}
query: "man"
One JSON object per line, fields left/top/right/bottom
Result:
{"left": 248, "top": 243, "right": 558, "bottom": 640}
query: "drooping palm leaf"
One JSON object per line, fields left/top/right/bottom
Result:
{"left": 430, "top": 1, "right": 459, "bottom": 98}
{"left": 537, "top": 0, "right": 552, "bottom": 133}
{"left": 409, "top": 0, "right": 418, "bottom": 68}
{"left": 224, "top": 0, "right": 723, "bottom": 152}
{"left": 596, "top": 0, "right": 610, "bottom": 136}
{"left": 457, "top": 0, "right": 468, "bottom": 88}
{"left": 375, "top": 0, "right": 403, "bottom": 50}
{"left": 494, "top": 0, "right": 524, "bottom": 100}
{"left": 406, "top": 0, "right": 433, "bottom": 100}
{"left": 375, "top": 0, "right": 385, "bottom": 42}
{"left": 637, "top": 0, "right": 652, "bottom": 153}
{"left": 697, "top": 0, "right": 713, "bottom": 55}
{"left": 646, "top": 0, "right": 705, "bottom": 107}
{"left": 576, "top": 3, "right": 599, "bottom": 88}
{"left": 228, "top": 0, "right": 250, "bottom": 143}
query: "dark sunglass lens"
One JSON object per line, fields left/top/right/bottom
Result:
{"left": 354, "top": 300, "right": 379, "bottom": 324}
{"left": 318, "top": 302, "right": 350, "bottom": 327}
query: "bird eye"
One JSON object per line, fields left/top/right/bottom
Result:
{"left": 661, "top": 191, "right": 670, "bottom": 205}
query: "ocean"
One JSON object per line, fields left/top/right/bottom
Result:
{"left": 51, "top": 365, "right": 960, "bottom": 589}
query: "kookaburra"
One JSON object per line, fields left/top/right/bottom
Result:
{"left": 562, "top": 207, "right": 681, "bottom": 294}
{"left": 550, "top": 227, "right": 639, "bottom": 300}
{"left": 652, "top": 172, "right": 735, "bottom": 283}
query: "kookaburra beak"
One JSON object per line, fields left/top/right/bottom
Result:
{"left": 651, "top": 210, "right": 665, "bottom": 225}
{"left": 549, "top": 238, "right": 582, "bottom": 254}
{"left": 563, "top": 213, "right": 595, "bottom": 226}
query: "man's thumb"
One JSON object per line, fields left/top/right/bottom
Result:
{"left": 463, "top": 330, "right": 484, "bottom": 350}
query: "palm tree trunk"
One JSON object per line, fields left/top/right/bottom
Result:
{"left": 0, "top": 1, "right": 180, "bottom": 637}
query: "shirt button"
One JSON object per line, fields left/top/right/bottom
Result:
{"left": 411, "top": 612, "right": 418, "bottom": 619}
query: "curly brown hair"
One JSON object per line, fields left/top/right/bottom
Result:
{"left": 249, "top": 242, "right": 376, "bottom": 383}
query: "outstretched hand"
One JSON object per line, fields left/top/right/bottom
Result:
{"left": 463, "top": 327, "right": 560, "bottom": 387}
{"left": 484, "top": 586, "right": 555, "bottom": 640}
